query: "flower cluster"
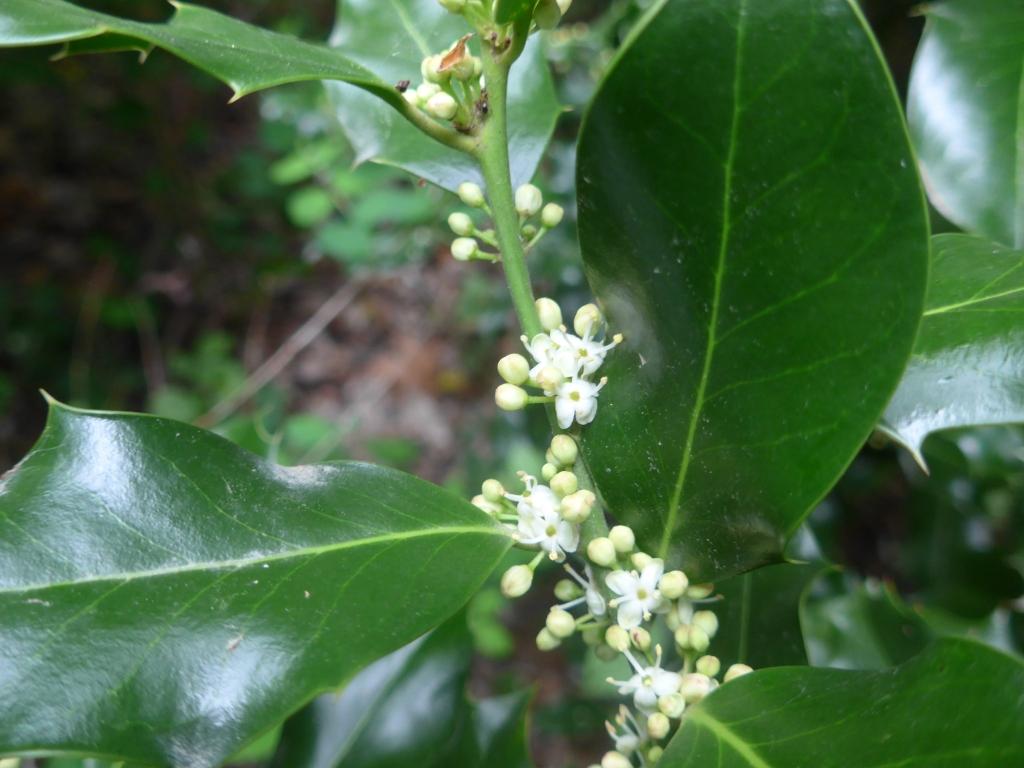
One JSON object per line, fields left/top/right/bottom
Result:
{"left": 495, "top": 296, "right": 622, "bottom": 429}
{"left": 446, "top": 181, "right": 566, "bottom": 263}
{"left": 402, "top": 36, "right": 482, "bottom": 129}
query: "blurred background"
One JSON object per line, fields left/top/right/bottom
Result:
{"left": 1, "top": 1, "right": 1020, "bottom": 766}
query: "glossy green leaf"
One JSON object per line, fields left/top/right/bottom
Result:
{"left": 272, "top": 613, "right": 531, "bottom": 768}
{"left": 577, "top": 0, "right": 929, "bottom": 579}
{"left": 0, "top": 403, "right": 511, "bottom": 767}
{"left": 907, "top": 0, "right": 1024, "bottom": 247}
{"left": 494, "top": 0, "right": 537, "bottom": 25}
{"left": 327, "top": 0, "right": 560, "bottom": 191}
{"left": 881, "top": 234, "right": 1024, "bottom": 465}
{"left": 0, "top": 0, "right": 400, "bottom": 108}
{"left": 801, "top": 572, "right": 931, "bottom": 670}
{"left": 661, "top": 639, "right": 1024, "bottom": 767}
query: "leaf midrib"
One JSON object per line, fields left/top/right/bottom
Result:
{"left": 659, "top": 0, "right": 748, "bottom": 558}
{"left": 923, "top": 283, "right": 1024, "bottom": 315}
{"left": 0, "top": 525, "right": 509, "bottom": 594}
{"left": 687, "top": 708, "right": 773, "bottom": 768}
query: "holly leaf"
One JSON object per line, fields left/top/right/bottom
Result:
{"left": 576, "top": 0, "right": 929, "bottom": 578}
{"left": 661, "top": 639, "right": 1024, "bottom": 766}
{"left": 0, "top": 0, "right": 400, "bottom": 107}
{"left": 326, "top": 0, "right": 560, "bottom": 191}
{"left": 0, "top": 403, "right": 510, "bottom": 767}
{"left": 881, "top": 234, "right": 1024, "bottom": 467}
{"left": 908, "top": 0, "right": 1024, "bottom": 247}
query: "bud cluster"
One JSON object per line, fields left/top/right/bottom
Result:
{"left": 495, "top": 296, "right": 622, "bottom": 429}
{"left": 403, "top": 36, "right": 483, "bottom": 130}
{"left": 513, "top": 183, "right": 564, "bottom": 251}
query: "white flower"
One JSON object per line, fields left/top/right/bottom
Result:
{"left": 609, "top": 648, "right": 682, "bottom": 711}
{"left": 504, "top": 474, "right": 559, "bottom": 520}
{"left": 564, "top": 563, "right": 607, "bottom": 618}
{"left": 555, "top": 377, "right": 606, "bottom": 429}
{"left": 522, "top": 333, "right": 577, "bottom": 381}
{"left": 554, "top": 328, "right": 621, "bottom": 378}
{"left": 517, "top": 505, "right": 578, "bottom": 560}
{"left": 606, "top": 559, "right": 665, "bottom": 629}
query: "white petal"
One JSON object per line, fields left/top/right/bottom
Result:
{"left": 641, "top": 559, "right": 665, "bottom": 590}
{"left": 556, "top": 521, "right": 579, "bottom": 552}
{"left": 586, "top": 587, "right": 607, "bottom": 617}
{"left": 653, "top": 670, "right": 682, "bottom": 696}
{"left": 575, "top": 397, "right": 598, "bottom": 425}
{"left": 616, "top": 600, "right": 644, "bottom": 629}
{"left": 555, "top": 396, "right": 575, "bottom": 429}
{"left": 605, "top": 570, "right": 638, "bottom": 596}
{"left": 634, "top": 685, "right": 658, "bottom": 710}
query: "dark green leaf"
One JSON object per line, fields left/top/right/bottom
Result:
{"left": 494, "top": 1, "right": 537, "bottom": 25}
{"left": 576, "top": 0, "right": 929, "bottom": 579}
{"left": 661, "top": 639, "right": 1024, "bottom": 767}
{"left": 801, "top": 572, "right": 931, "bottom": 670}
{"left": 0, "top": 403, "right": 510, "bottom": 767}
{"left": 327, "top": 0, "right": 560, "bottom": 191}
{"left": 0, "top": 0, "right": 400, "bottom": 108}
{"left": 907, "top": 0, "right": 1024, "bottom": 247}
{"left": 881, "top": 234, "right": 1024, "bottom": 465}
{"left": 273, "top": 613, "right": 532, "bottom": 768}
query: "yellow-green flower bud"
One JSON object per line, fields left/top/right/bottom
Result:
{"left": 535, "top": 297, "right": 562, "bottom": 331}
{"left": 481, "top": 478, "right": 505, "bottom": 503}
{"left": 659, "top": 569, "right": 689, "bottom": 600}
{"left": 536, "top": 627, "right": 561, "bottom": 651}
{"left": 724, "top": 663, "right": 753, "bottom": 682}
{"left": 696, "top": 655, "right": 721, "bottom": 678}
{"left": 680, "top": 672, "right": 713, "bottom": 703}
{"left": 658, "top": 692, "right": 686, "bottom": 718}
{"left": 448, "top": 211, "right": 474, "bottom": 236}
{"left": 679, "top": 625, "right": 710, "bottom": 653}
{"left": 535, "top": 364, "right": 565, "bottom": 393}
{"left": 515, "top": 183, "right": 543, "bottom": 217}
{"left": 541, "top": 202, "right": 564, "bottom": 228}
{"left": 560, "top": 489, "right": 595, "bottom": 523}
{"left": 534, "top": 0, "right": 562, "bottom": 29}
{"left": 495, "top": 383, "right": 528, "bottom": 411}
{"left": 687, "top": 583, "right": 714, "bottom": 599}
{"left": 421, "top": 54, "right": 449, "bottom": 84}
{"left": 574, "top": 303, "right": 603, "bottom": 336}
{"left": 541, "top": 462, "right": 558, "bottom": 481}
{"left": 587, "top": 536, "right": 617, "bottom": 567}
{"left": 601, "top": 751, "right": 632, "bottom": 768}
{"left": 497, "top": 353, "right": 530, "bottom": 385}
{"left": 581, "top": 626, "right": 602, "bottom": 646}
{"left": 557, "top": 0, "right": 573, "bottom": 14}
{"left": 402, "top": 88, "right": 421, "bottom": 107}
{"left": 594, "top": 643, "right": 619, "bottom": 661}
{"left": 457, "top": 181, "right": 485, "bottom": 208}
{"left": 554, "top": 578, "right": 582, "bottom": 602}
{"left": 631, "top": 552, "right": 653, "bottom": 570}
{"left": 608, "top": 525, "right": 635, "bottom": 553}
{"left": 550, "top": 434, "right": 578, "bottom": 466}
{"left": 550, "top": 470, "right": 578, "bottom": 497}
{"left": 647, "top": 746, "right": 664, "bottom": 763}
{"left": 630, "top": 627, "right": 651, "bottom": 651}
{"left": 546, "top": 607, "right": 576, "bottom": 638}
{"left": 416, "top": 82, "right": 441, "bottom": 101}
{"left": 426, "top": 91, "right": 457, "bottom": 119}
{"left": 647, "top": 712, "right": 670, "bottom": 741}
{"left": 605, "top": 624, "right": 630, "bottom": 652}
{"left": 693, "top": 610, "right": 719, "bottom": 639}
{"left": 451, "top": 236, "right": 478, "bottom": 261}
{"left": 471, "top": 494, "right": 502, "bottom": 517}
{"left": 501, "top": 564, "right": 533, "bottom": 597}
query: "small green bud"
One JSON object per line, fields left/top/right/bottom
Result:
{"left": 501, "top": 564, "right": 533, "bottom": 597}
{"left": 416, "top": 82, "right": 441, "bottom": 101}
{"left": 556, "top": 0, "right": 573, "bottom": 14}
{"left": 696, "top": 655, "right": 721, "bottom": 678}
{"left": 587, "top": 536, "right": 617, "bottom": 567}
{"left": 680, "top": 672, "right": 713, "bottom": 703}
{"left": 550, "top": 434, "right": 578, "bottom": 466}
{"left": 659, "top": 570, "right": 689, "bottom": 600}
{"left": 574, "top": 303, "right": 603, "bottom": 336}
{"left": 594, "top": 643, "right": 619, "bottom": 661}
{"left": 676, "top": 624, "right": 710, "bottom": 653}
{"left": 535, "top": 364, "right": 565, "bottom": 393}
{"left": 471, "top": 494, "right": 503, "bottom": 517}
{"left": 724, "top": 663, "right": 753, "bottom": 682}
{"left": 692, "top": 609, "right": 719, "bottom": 639}
{"left": 630, "top": 627, "right": 651, "bottom": 651}
{"left": 495, "top": 383, "right": 528, "bottom": 411}
{"left": 536, "top": 627, "right": 561, "bottom": 651}
{"left": 521, "top": 223, "right": 538, "bottom": 239}
{"left": 665, "top": 610, "right": 682, "bottom": 631}
{"left": 545, "top": 448, "right": 557, "bottom": 465}
{"left": 497, "top": 353, "right": 530, "bottom": 385}
{"left": 402, "top": 89, "right": 421, "bottom": 107}
{"left": 457, "top": 181, "right": 486, "bottom": 208}
{"left": 482, "top": 478, "right": 505, "bottom": 503}
{"left": 647, "top": 712, "right": 670, "bottom": 740}
{"left": 581, "top": 626, "right": 602, "bottom": 646}
{"left": 631, "top": 552, "right": 653, "bottom": 570}
{"left": 687, "top": 583, "right": 715, "bottom": 599}
{"left": 608, "top": 525, "right": 636, "bottom": 554}
{"left": 540, "top": 202, "right": 564, "bottom": 228}
{"left": 647, "top": 747, "right": 664, "bottom": 763}
{"left": 426, "top": 91, "right": 457, "bottom": 119}
{"left": 560, "top": 489, "right": 595, "bottom": 523}
{"left": 534, "top": 0, "right": 562, "bottom": 29}
{"left": 451, "top": 236, "right": 479, "bottom": 261}
{"left": 601, "top": 751, "right": 632, "bottom": 768}
{"left": 541, "top": 462, "right": 558, "bottom": 481}
{"left": 546, "top": 607, "right": 576, "bottom": 638}
{"left": 421, "top": 54, "right": 449, "bottom": 84}
{"left": 605, "top": 624, "right": 630, "bottom": 652}
{"left": 515, "top": 183, "right": 543, "bottom": 217}
{"left": 448, "top": 211, "right": 474, "bottom": 236}
{"left": 658, "top": 692, "right": 686, "bottom": 718}
{"left": 535, "top": 297, "right": 563, "bottom": 331}
{"left": 554, "top": 578, "right": 582, "bottom": 602}
{"left": 550, "top": 470, "right": 578, "bottom": 497}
